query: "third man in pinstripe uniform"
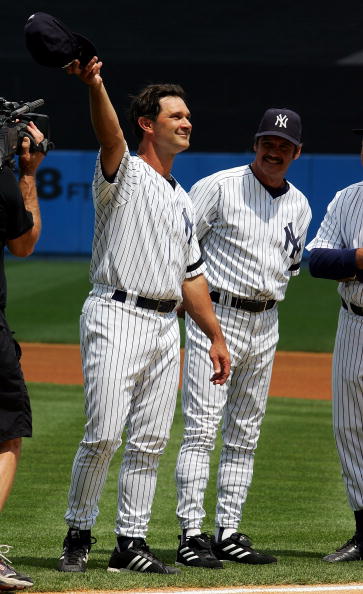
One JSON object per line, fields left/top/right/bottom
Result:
{"left": 175, "top": 108, "right": 311, "bottom": 568}
{"left": 307, "top": 127, "right": 363, "bottom": 563}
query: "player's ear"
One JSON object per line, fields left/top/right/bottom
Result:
{"left": 138, "top": 116, "right": 154, "bottom": 135}
{"left": 293, "top": 144, "right": 302, "bottom": 160}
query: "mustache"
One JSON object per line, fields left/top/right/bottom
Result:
{"left": 263, "top": 155, "right": 283, "bottom": 164}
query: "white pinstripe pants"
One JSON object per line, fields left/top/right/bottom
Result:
{"left": 64, "top": 291, "right": 180, "bottom": 537}
{"left": 333, "top": 307, "right": 363, "bottom": 511}
{"left": 176, "top": 304, "right": 278, "bottom": 530}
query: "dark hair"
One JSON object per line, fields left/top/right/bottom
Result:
{"left": 129, "top": 83, "right": 187, "bottom": 141}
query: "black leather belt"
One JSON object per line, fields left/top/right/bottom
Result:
{"left": 112, "top": 289, "right": 177, "bottom": 313}
{"left": 341, "top": 298, "right": 363, "bottom": 316}
{"left": 210, "top": 290, "right": 276, "bottom": 313}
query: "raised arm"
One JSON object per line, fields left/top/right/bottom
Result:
{"left": 7, "top": 121, "right": 45, "bottom": 257}
{"left": 66, "top": 57, "right": 126, "bottom": 178}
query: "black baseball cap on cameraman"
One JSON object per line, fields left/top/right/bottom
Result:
{"left": 24, "top": 12, "right": 97, "bottom": 68}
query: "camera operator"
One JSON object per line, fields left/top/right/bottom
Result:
{"left": 0, "top": 120, "right": 45, "bottom": 591}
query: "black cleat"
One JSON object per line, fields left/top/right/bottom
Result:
{"left": 58, "top": 528, "right": 95, "bottom": 572}
{"left": 212, "top": 532, "right": 277, "bottom": 565}
{"left": 0, "top": 545, "right": 33, "bottom": 590}
{"left": 323, "top": 535, "right": 362, "bottom": 562}
{"left": 107, "top": 537, "right": 179, "bottom": 574}
{"left": 176, "top": 533, "right": 223, "bottom": 569}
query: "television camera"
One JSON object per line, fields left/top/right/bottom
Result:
{"left": 0, "top": 97, "right": 54, "bottom": 168}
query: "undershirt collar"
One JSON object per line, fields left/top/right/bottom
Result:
{"left": 249, "top": 164, "right": 289, "bottom": 198}
{"left": 167, "top": 177, "right": 176, "bottom": 190}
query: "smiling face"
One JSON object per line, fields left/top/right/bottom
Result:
{"left": 251, "top": 135, "right": 301, "bottom": 187}
{"left": 138, "top": 95, "right": 192, "bottom": 157}
{"left": 151, "top": 95, "right": 192, "bottom": 154}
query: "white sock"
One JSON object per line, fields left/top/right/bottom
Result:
{"left": 184, "top": 528, "right": 201, "bottom": 539}
{"left": 216, "top": 527, "right": 236, "bottom": 542}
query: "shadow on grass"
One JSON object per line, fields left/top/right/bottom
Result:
{"left": 17, "top": 547, "right": 179, "bottom": 570}
{"left": 19, "top": 548, "right": 324, "bottom": 572}
{"left": 270, "top": 550, "right": 324, "bottom": 559}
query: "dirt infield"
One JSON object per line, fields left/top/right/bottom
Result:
{"left": 20, "top": 343, "right": 332, "bottom": 400}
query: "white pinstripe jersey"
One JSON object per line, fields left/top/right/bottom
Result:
{"left": 190, "top": 164, "right": 311, "bottom": 302}
{"left": 89, "top": 147, "right": 205, "bottom": 301}
{"left": 306, "top": 181, "right": 363, "bottom": 307}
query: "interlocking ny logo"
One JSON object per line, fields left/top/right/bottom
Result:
{"left": 284, "top": 222, "right": 301, "bottom": 258}
{"left": 275, "top": 114, "right": 288, "bottom": 128}
{"left": 182, "top": 208, "right": 193, "bottom": 244}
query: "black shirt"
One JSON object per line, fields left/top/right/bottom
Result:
{"left": 0, "top": 165, "right": 34, "bottom": 310}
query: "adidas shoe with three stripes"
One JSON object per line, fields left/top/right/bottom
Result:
{"left": 107, "top": 537, "right": 179, "bottom": 574}
{"left": 176, "top": 533, "right": 223, "bottom": 569}
{"left": 212, "top": 532, "right": 277, "bottom": 565}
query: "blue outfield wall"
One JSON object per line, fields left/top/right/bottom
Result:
{"left": 33, "top": 150, "right": 363, "bottom": 255}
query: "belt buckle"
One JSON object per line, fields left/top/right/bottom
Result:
{"left": 155, "top": 299, "right": 163, "bottom": 312}
{"left": 155, "top": 299, "right": 173, "bottom": 313}
{"left": 225, "top": 293, "right": 234, "bottom": 307}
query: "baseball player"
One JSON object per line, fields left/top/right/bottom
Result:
{"left": 0, "top": 122, "right": 45, "bottom": 590}
{"left": 307, "top": 128, "right": 363, "bottom": 563}
{"left": 57, "top": 57, "right": 230, "bottom": 575}
{"left": 175, "top": 108, "right": 312, "bottom": 568}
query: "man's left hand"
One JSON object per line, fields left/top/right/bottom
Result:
{"left": 209, "top": 341, "right": 231, "bottom": 385}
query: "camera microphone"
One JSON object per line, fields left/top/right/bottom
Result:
{"left": 11, "top": 99, "right": 44, "bottom": 117}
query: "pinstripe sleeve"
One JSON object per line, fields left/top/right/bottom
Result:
{"left": 93, "top": 147, "right": 134, "bottom": 207}
{"left": 189, "top": 175, "right": 220, "bottom": 241}
{"left": 289, "top": 199, "right": 312, "bottom": 275}
{"left": 306, "top": 190, "right": 343, "bottom": 250}
{"left": 185, "top": 231, "right": 206, "bottom": 278}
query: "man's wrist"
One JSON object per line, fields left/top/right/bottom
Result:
{"left": 355, "top": 248, "right": 363, "bottom": 270}
{"left": 19, "top": 169, "right": 38, "bottom": 178}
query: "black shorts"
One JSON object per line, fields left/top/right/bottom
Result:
{"left": 0, "top": 310, "right": 32, "bottom": 442}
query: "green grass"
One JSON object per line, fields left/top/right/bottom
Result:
{"left": 1, "top": 384, "right": 360, "bottom": 591}
{"left": 5, "top": 257, "right": 339, "bottom": 351}
{"left": 5, "top": 258, "right": 91, "bottom": 344}
{"left": 278, "top": 266, "right": 340, "bottom": 352}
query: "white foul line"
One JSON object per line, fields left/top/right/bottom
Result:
{"left": 55, "top": 586, "right": 363, "bottom": 594}
{"left": 118, "top": 585, "right": 363, "bottom": 594}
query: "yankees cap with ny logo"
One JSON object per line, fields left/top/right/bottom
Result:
{"left": 255, "top": 108, "right": 302, "bottom": 146}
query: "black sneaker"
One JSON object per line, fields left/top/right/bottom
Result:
{"left": 58, "top": 528, "right": 95, "bottom": 572}
{"left": 107, "top": 537, "right": 179, "bottom": 574}
{"left": 0, "top": 545, "right": 33, "bottom": 591}
{"left": 212, "top": 532, "right": 277, "bottom": 565}
{"left": 176, "top": 533, "right": 223, "bottom": 569}
{"left": 323, "top": 535, "right": 362, "bottom": 562}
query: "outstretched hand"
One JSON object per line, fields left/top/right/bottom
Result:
{"left": 65, "top": 56, "right": 103, "bottom": 87}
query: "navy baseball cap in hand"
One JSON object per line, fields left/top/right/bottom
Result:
{"left": 255, "top": 108, "right": 302, "bottom": 146}
{"left": 24, "top": 12, "right": 97, "bottom": 68}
